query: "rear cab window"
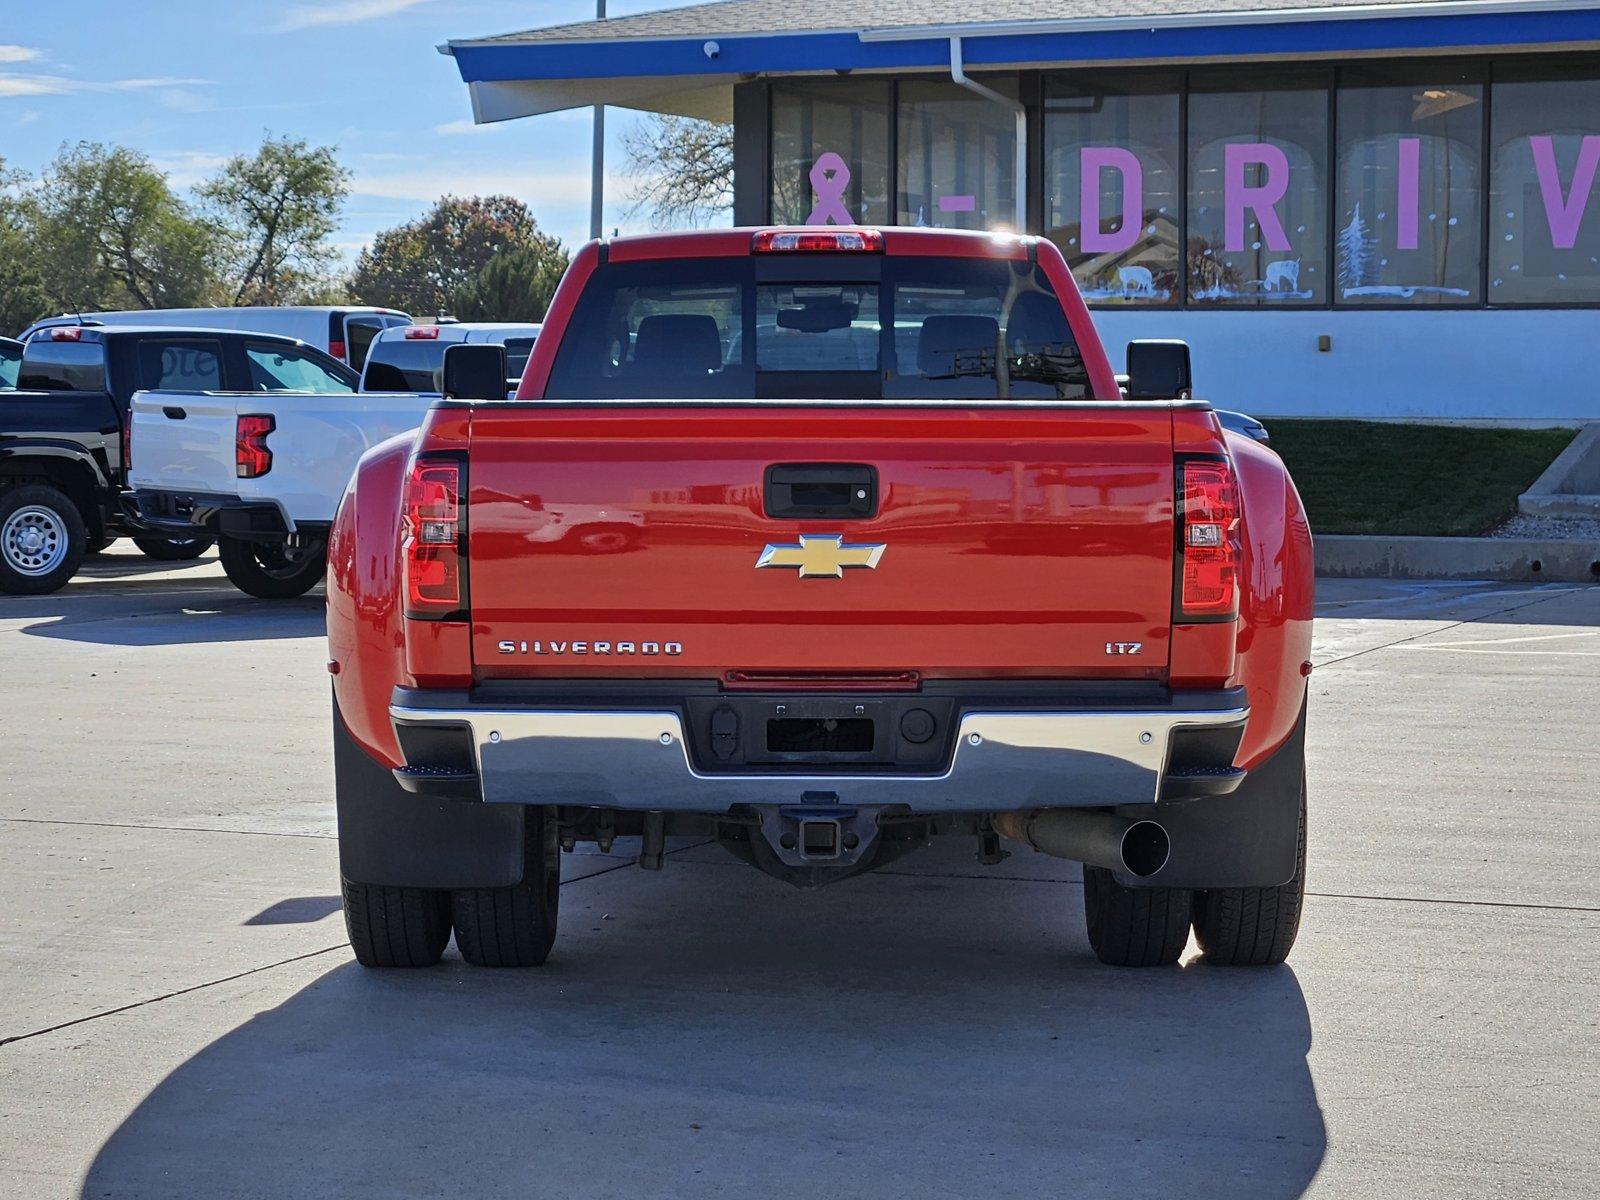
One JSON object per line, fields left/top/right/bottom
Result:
{"left": 361, "top": 337, "right": 449, "bottom": 392}
{"left": 502, "top": 337, "right": 537, "bottom": 381}
{"left": 344, "top": 314, "right": 408, "bottom": 371}
{"left": 0, "top": 342, "right": 20, "bottom": 388}
{"left": 544, "top": 256, "right": 1089, "bottom": 401}
{"left": 135, "top": 339, "right": 225, "bottom": 391}
{"left": 18, "top": 339, "right": 108, "bottom": 392}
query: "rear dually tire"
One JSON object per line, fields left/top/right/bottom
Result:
{"left": 452, "top": 808, "right": 561, "bottom": 968}
{"left": 1191, "top": 770, "right": 1308, "bottom": 967}
{"left": 341, "top": 876, "right": 452, "bottom": 968}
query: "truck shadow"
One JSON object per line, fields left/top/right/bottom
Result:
{"left": 15, "top": 589, "right": 325, "bottom": 646}
{"left": 79, "top": 857, "right": 1326, "bottom": 1199}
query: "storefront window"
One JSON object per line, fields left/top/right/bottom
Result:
{"left": 897, "top": 78, "right": 1019, "bottom": 231}
{"left": 1044, "top": 73, "right": 1181, "bottom": 306}
{"left": 1336, "top": 66, "right": 1483, "bottom": 305}
{"left": 1489, "top": 60, "right": 1600, "bottom": 304}
{"left": 770, "top": 80, "right": 891, "bottom": 226}
{"left": 1188, "top": 72, "right": 1330, "bottom": 305}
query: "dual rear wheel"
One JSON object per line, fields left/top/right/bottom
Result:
{"left": 1083, "top": 774, "right": 1307, "bottom": 968}
{"left": 343, "top": 808, "right": 560, "bottom": 969}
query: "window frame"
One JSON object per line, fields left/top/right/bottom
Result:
{"left": 762, "top": 52, "right": 1600, "bottom": 311}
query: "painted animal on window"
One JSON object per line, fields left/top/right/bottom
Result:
{"left": 1117, "top": 266, "right": 1156, "bottom": 297}
{"left": 1264, "top": 259, "right": 1302, "bottom": 293}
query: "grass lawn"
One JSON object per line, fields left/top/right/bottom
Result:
{"left": 1265, "top": 420, "right": 1577, "bottom": 537}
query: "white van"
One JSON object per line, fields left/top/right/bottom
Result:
{"left": 21, "top": 306, "right": 411, "bottom": 370}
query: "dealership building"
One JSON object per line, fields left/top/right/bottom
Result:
{"left": 444, "top": 0, "right": 1600, "bottom": 422}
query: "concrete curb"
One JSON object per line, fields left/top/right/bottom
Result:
{"left": 1519, "top": 423, "right": 1600, "bottom": 519}
{"left": 1316, "top": 534, "right": 1600, "bottom": 582}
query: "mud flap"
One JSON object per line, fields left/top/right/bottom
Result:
{"left": 333, "top": 695, "right": 525, "bottom": 890}
{"left": 1115, "top": 701, "right": 1306, "bottom": 890}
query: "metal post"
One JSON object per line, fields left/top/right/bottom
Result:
{"left": 590, "top": 0, "right": 607, "bottom": 240}
{"left": 948, "top": 37, "right": 1027, "bottom": 232}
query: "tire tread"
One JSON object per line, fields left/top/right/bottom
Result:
{"left": 1192, "top": 775, "right": 1307, "bottom": 967}
{"left": 341, "top": 875, "right": 451, "bottom": 968}
{"left": 1082, "top": 865, "right": 1191, "bottom": 967}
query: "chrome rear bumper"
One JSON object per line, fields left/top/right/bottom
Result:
{"left": 388, "top": 696, "right": 1249, "bottom": 814}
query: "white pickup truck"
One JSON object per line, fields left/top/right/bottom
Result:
{"left": 130, "top": 387, "right": 433, "bottom": 597}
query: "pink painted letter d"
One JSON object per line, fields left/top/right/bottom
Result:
{"left": 1080, "top": 147, "right": 1143, "bottom": 254}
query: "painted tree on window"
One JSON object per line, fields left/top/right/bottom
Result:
{"left": 1337, "top": 202, "right": 1379, "bottom": 292}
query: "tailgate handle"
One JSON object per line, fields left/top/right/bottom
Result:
{"left": 161, "top": 406, "right": 187, "bottom": 420}
{"left": 765, "top": 464, "right": 877, "bottom": 520}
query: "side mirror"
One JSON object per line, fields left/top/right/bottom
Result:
{"left": 1126, "top": 339, "right": 1192, "bottom": 400}
{"left": 442, "top": 343, "right": 508, "bottom": 402}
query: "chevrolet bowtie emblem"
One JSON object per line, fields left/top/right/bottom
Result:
{"left": 756, "top": 534, "right": 886, "bottom": 579}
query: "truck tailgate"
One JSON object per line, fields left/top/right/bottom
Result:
{"left": 133, "top": 390, "right": 435, "bottom": 525}
{"left": 129, "top": 391, "right": 238, "bottom": 495}
{"left": 468, "top": 404, "right": 1176, "bottom": 679}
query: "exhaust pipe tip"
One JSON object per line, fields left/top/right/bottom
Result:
{"left": 1120, "top": 820, "right": 1171, "bottom": 878}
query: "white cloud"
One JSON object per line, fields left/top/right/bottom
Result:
{"left": 277, "top": 0, "right": 433, "bottom": 31}
{"left": 350, "top": 163, "right": 623, "bottom": 209}
{"left": 15, "top": 107, "right": 39, "bottom": 125}
{"left": 0, "top": 45, "right": 40, "bottom": 64}
{"left": 434, "top": 119, "right": 496, "bottom": 137}
{"left": 0, "top": 73, "right": 213, "bottom": 99}
{"left": 152, "top": 150, "right": 233, "bottom": 188}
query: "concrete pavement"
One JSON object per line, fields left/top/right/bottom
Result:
{"left": 1, "top": 546, "right": 1596, "bottom": 1198}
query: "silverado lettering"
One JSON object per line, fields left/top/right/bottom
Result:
{"left": 326, "top": 226, "right": 1314, "bottom": 972}
{"left": 496, "top": 640, "right": 684, "bottom": 656}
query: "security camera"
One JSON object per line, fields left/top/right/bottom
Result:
{"left": 703, "top": 40, "right": 720, "bottom": 59}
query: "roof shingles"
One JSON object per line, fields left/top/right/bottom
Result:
{"left": 464, "top": 0, "right": 1477, "bottom": 45}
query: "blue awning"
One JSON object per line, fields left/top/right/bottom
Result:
{"left": 443, "top": 0, "right": 1600, "bottom": 121}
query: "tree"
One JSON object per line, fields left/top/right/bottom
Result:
{"left": 450, "top": 244, "right": 568, "bottom": 323}
{"left": 1337, "top": 202, "right": 1378, "bottom": 293}
{"left": 622, "top": 114, "right": 734, "bottom": 228}
{"left": 30, "top": 141, "right": 221, "bottom": 311}
{"left": 350, "top": 196, "right": 562, "bottom": 317}
{"left": 199, "top": 136, "right": 349, "bottom": 305}
{"left": 0, "top": 158, "right": 49, "bottom": 335}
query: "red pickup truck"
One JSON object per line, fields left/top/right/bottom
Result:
{"left": 326, "top": 227, "right": 1314, "bottom": 972}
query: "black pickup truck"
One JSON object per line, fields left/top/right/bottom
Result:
{"left": 0, "top": 324, "right": 357, "bottom": 594}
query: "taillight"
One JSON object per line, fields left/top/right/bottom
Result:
{"left": 122, "top": 407, "right": 133, "bottom": 474}
{"left": 329, "top": 339, "right": 347, "bottom": 362}
{"left": 405, "top": 326, "right": 441, "bottom": 340}
{"left": 403, "top": 455, "right": 467, "bottom": 619}
{"left": 235, "top": 414, "right": 274, "bottom": 478}
{"left": 51, "top": 326, "right": 85, "bottom": 341}
{"left": 751, "top": 229, "right": 884, "bottom": 253}
{"left": 1177, "top": 458, "right": 1241, "bottom": 621}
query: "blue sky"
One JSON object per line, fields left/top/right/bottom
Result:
{"left": 0, "top": 0, "right": 698, "bottom": 262}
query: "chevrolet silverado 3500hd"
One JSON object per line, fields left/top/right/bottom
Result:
{"left": 326, "top": 227, "right": 1314, "bottom": 971}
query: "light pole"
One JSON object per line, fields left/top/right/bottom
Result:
{"left": 589, "top": 0, "right": 606, "bottom": 241}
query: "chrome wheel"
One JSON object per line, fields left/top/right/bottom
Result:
{"left": 2, "top": 505, "right": 69, "bottom": 577}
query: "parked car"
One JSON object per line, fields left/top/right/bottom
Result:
{"left": 130, "top": 361, "right": 435, "bottom": 599}
{"left": 324, "top": 227, "right": 1315, "bottom": 972}
{"left": 0, "top": 325, "right": 354, "bottom": 593}
{"left": 0, "top": 336, "right": 21, "bottom": 389}
{"left": 359, "top": 322, "right": 541, "bottom": 395}
{"left": 22, "top": 306, "right": 411, "bottom": 371}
